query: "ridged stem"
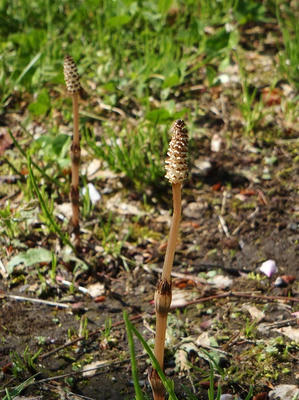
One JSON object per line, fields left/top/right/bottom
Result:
{"left": 151, "top": 182, "right": 182, "bottom": 400}
{"left": 70, "top": 92, "right": 80, "bottom": 247}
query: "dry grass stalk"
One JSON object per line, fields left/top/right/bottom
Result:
{"left": 63, "top": 55, "right": 82, "bottom": 248}
{"left": 149, "top": 120, "right": 189, "bottom": 399}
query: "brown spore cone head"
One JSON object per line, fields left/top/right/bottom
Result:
{"left": 64, "top": 55, "right": 81, "bottom": 93}
{"left": 165, "top": 119, "right": 189, "bottom": 184}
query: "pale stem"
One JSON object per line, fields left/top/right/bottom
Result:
{"left": 161, "top": 182, "right": 182, "bottom": 282}
{"left": 154, "top": 314, "right": 168, "bottom": 369}
{"left": 73, "top": 92, "right": 79, "bottom": 144}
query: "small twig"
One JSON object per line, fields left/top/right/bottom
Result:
{"left": 56, "top": 275, "right": 89, "bottom": 294}
{"left": 231, "top": 291, "right": 299, "bottom": 303}
{"left": 220, "top": 190, "right": 228, "bottom": 216}
{"left": 4, "top": 294, "right": 70, "bottom": 308}
{"left": 148, "top": 265, "right": 207, "bottom": 285}
{"left": 173, "top": 292, "right": 230, "bottom": 309}
{"left": 218, "top": 215, "right": 230, "bottom": 238}
{"left": 96, "top": 100, "right": 126, "bottom": 117}
{"left": 257, "top": 318, "right": 297, "bottom": 330}
{"left": 222, "top": 332, "right": 240, "bottom": 351}
{"left": 175, "top": 291, "right": 299, "bottom": 309}
{"left": 199, "top": 343, "right": 232, "bottom": 357}
{"left": 232, "top": 206, "right": 259, "bottom": 236}
{"left": 0, "top": 258, "right": 8, "bottom": 278}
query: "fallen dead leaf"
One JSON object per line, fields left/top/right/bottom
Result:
{"left": 262, "top": 87, "right": 282, "bottom": 106}
{"left": 175, "top": 348, "right": 190, "bottom": 373}
{"left": 208, "top": 275, "right": 233, "bottom": 289}
{"left": 170, "top": 288, "right": 195, "bottom": 308}
{"left": 82, "top": 360, "right": 108, "bottom": 377}
{"left": 196, "top": 331, "right": 211, "bottom": 347}
{"left": 94, "top": 295, "right": 106, "bottom": 303}
{"left": 274, "top": 326, "right": 299, "bottom": 342}
{"left": 242, "top": 304, "right": 265, "bottom": 322}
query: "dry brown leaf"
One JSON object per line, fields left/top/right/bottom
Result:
{"left": 274, "top": 326, "right": 299, "bottom": 342}
{"left": 242, "top": 304, "right": 265, "bottom": 322}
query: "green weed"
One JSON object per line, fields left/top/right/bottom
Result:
{"left": 236, "top": 52, "right": 264, "bottom": 134}
{"left": 124, "top": 310, "right": 179, "bottom": 400}
{"left": 10, "top": 347, "right": 41, "bottom": 378}
{"left": 0, "top": 203, "right": 21, "bottom": 239}
{"left": 2, "top": 374, "right": 38, "bottom": 400}
{"left": 276, "top": 1, "right": 299, "bottom": 90}
{"left": 84, "top": 122, "right": 169, "bottom": 189}
{"left": 244, "top": 318, "right": 257, "bottom": 339}
{"left": 27, "top": 155, "right": 74, "bottom": 251}
{"left": 124, "top": 311, "right": 144, "bottom": 400}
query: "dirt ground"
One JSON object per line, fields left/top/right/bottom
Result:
{"left": 1, "top": 123, "right": 298, "bottom": 399}
{"left": 0, "top": 14, "right": 299, "bottom": 398}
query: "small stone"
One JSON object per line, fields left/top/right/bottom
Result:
{"left": 220, "top": 395, "right": 234, "bottom": 400}
{"left": 259, "top": 259, "right": 277, "bottom": 278}
{"left": 211, "top": 133, "right": 222, "bottom": 152}
{"left": 193, "top": 159, "right": 212, "bottom": 176}
{"left": 183, "top": 201, "right": 207, "bottom": 219}
{"left": 288, "top": 222, "right": 298, "bottom": 231}
{"left": 82, "top": 183, "right": 101, "bottom": 204}
{"left": 268, "top": 384, "right": 299, "bottom": 400}
{"left": 274, "top": 275, "right": 296, "bottom": 287}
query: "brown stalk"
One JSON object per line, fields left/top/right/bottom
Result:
{"left": 63, "top": 55, "right": 82, "bottom": 248}
{"left": 149, "top": 120, "right": 188, "bottom": 400}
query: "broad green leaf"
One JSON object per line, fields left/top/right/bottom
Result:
{"left": 146, "top": 108, "right": 171, "bottom": 124}
{"left": 107, "top": 15, "right": 131, "bottom": 28}
{"left": 158, "top": 0, "right": 173, "bottom": 14}
{"left": 7, "top": 248, "right": 52, "bottom": 274}
{"left": 162, "top": 74, "right": 180, "bottom": 89}
{"left": 52, "top": 134, "right": 70, "bottom": 155}
{"left": 28, "top": 88, "right": 51, "bottom": 117}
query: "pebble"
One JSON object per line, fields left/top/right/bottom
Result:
{"left": 259, "top": 259, "right": 277, "bottom": 278}
{"left": 268, "top": 384, "right": 299, "bottom": 400}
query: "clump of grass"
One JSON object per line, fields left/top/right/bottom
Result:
{"left": 276, "top": 2, "right": 299, "bottom": 90}
{"left": 63, "top": 55, "right": 82, "bottom": 248}
{"left": 149, "top": 120, "right": 189, "bottom": 400}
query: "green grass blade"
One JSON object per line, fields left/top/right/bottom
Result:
{"left": 3, "top": 373, "right": 39, "bottom": 400}
{"left": 27, "top": 155, "right": 75, "bottom": 252}
{"left": 125, "top": 317, "right": 179, "bottom": 400}
{"left": 15, "top": 52, "right": 42, "bottom": 85}
{"left": 7, "top": 129, "right": 58, "bottom": 185}
{"left": 123, "top": 311, "right": 145, "bottom": 400}
{"left": 244, "top": 385, "right": 253, "bottom": 400}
